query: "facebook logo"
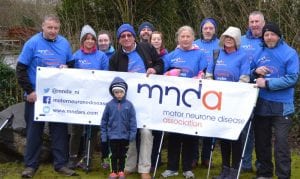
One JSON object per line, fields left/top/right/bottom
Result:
{"left": 43, "top": 96, "right": 51, "bottom": 104}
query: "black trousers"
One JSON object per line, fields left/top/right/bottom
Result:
{"left": 166, "top": 133, "right": 198, "bottom": 171}
{"left": 254, "top": 115, "right": 292, "bottom": 179}
{"left": 109, "top": 139, "right": 129, "bottom": 173}
{"left": 220, "top": 136, "right": 243, "bottom": 169}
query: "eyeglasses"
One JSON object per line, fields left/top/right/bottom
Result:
{"left": 120, "top": 33, "right": 133, "bottom": 39}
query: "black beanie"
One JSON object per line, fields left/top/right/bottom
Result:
{"left": 262, "top": 22, "right": 282, "bottom": 38}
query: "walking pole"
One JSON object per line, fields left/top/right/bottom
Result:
{"left": 237, "top": 118, "right": 253, "bottom": 179}
{"left": 0, "top": 114, "right": 14, "bottom": 131}
{"left": 152, "top": 131, "right": 165, "bottom": 179}
{"left": 85, "top": 125, "right": 92, "bottom": 173}
{"left": 206, "top": 138, "right": 216, "bottom": 179}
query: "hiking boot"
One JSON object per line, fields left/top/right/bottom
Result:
{"left": 21, "top": 167, "right": 36, "bottom": 178}
{"left": 109, "top": 172, "right": 118, "bottom": 179}
{"left": 183, "top": 170, "right": 195, "bottom": 179}
{"left": 212, "top": 166, "right": 230, "bottom": 179}
{"left": 161, "top": 170, "right": 178, "bottom": 177}
{"left": 76, "top": 157, "right": 91, "bottom": 171}
{"left": 56, "top": 166, "right": 77, "bottom": 176}
{"left": 118, "top": 171, "right": 126, "bottom": 179}
{"left": 228, "top": 168, "right": 238, "bottom": 179}
{"left": 101, "top": 157, "right": 110, "bottom": 169}
{"left": 67, "top": 156, "right": 78, "bottom": 169}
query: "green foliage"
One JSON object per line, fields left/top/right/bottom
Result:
{"left": 0, "top": 57, "right": 23, "bottom": 111}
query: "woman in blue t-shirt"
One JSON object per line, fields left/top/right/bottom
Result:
{"left": 68, "top": 25, "right": 108, "bottom": 170}
{"left": 161, "top": 25, "right": 206, "bottom": 179}
{"left": 206, "top": 26, "right": 250, "bottom": 179}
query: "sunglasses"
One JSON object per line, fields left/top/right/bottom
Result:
{"left": 120, "top": 33, "right": 133, "bottom": 39}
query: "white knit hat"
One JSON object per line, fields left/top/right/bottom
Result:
{"left": 80, "top": 25, "right": 97, "bottom": 43}
{"left": 219, "top": 26, "right": 241, "bottom": 49}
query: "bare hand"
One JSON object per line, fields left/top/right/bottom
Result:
{"left": 59, "top": 64, "right": 68, "bottom": 68}
{"left": 26, "top": 91, "right": 37, "bottom": 103}
{"left": 146, "top": 68, "right": 156, "bottom": 77}
{"left": 255, "top": 78, "right": 266, "bottom": 88}
{"left": 255, "top": 66, "right": 270, "bottom": 76}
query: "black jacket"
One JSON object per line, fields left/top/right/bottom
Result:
{"left": 109, "top": 42, "right": 164, "bottom": 74}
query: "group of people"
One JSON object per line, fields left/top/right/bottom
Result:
{"left": 16, "top": 10, "right": 298, "bottom": 179}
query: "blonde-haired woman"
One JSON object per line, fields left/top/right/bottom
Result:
{"left": 161, "top": 25, "right": 206, "bottom": 179}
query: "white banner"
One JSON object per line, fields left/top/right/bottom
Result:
{"left": 35, "top": 67, "right": 258, "bottom": 140}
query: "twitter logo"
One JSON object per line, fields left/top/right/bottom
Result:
{"left": 44, "top": 88, "right": 50, "bottom": 93}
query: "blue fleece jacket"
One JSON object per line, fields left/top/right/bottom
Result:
{"left": 194, "top": 38, "right": 220, "bottom": 63}
{"left": 207, "top": 48, "right": 250, "bottom": 82}
{"left": 104, "top": 45, "right": 115, "bottom": 59}
{"left": 100, "top": 77, "right": 137, "bottom": 142}
{"left": 241, "top": 29, "right": 263, "bottom": 66}
{"left": 251, "top": 39, "right": 299, "bottom": 115}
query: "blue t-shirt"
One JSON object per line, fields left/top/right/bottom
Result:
{"left": 18, "top": 32, "right": 72, "bottom": 89}
{"left": 194, "top": 38, "right": 220, "bottom": 63}
{"left": 163, "top": 47, "right": 206, "bottom": 78}
{"left": 72, "top": 49, "right": 108, "bottom": 70}
{"left": 127, "top": 50, "right": 146, "bottom": 73}
{"left": 252, "top": 41, "right": 299, "bottom": 103}
{"left": 207, "top": 48, "right": 250, "bottom": 82}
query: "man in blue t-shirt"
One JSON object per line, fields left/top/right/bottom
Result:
{"left": 16, "top": 15, "right": 76, "bottom": 178}
{"left": 240, "top": 11, "right": 265, "bottom": 173}
{"left": 252, "top": 22, "right": 299, "bottom": 179}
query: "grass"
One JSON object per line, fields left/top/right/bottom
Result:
{"left": 0, "top": 147, "right": 299, "bottom": 179}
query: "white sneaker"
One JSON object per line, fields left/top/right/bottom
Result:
{"left": 183, "top": 171, "right": 195, "bottom": 179}
{"left": 161, "top": 170, "right": 178, "bottom": 177}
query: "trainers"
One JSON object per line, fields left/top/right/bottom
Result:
{"left": 102, "top": 157, "right": 110, "bottom": 169}
{"left": 183, "top": 171, "right": 195, "bottom": 179}
{"left": 21, "top": 167, "right": 36, "bottom": 178}
{"left": 161, "top": 170, "right": 178, "bottom": 177}
{"left": 56, "top": 166, "right": 77, "bottom": 176}
{"left": 118, "top": 171, "right": 126, "bottom": 179}
{"left": 109, "top": 172, "right": 118, "bottom": 179}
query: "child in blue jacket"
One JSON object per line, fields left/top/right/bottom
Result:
{"left": 101, "top": 76, "right": 137, "bottom": 179}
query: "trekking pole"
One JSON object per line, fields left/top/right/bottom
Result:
{"left": 206, "top": 138, "right": 216, "bottom": 179}
{"left": 85, "top": 125, "right": 92, "bottom": 173}
{"left": 0, "top": 114, "right": 14, "bottom": 131}
{"left": 237, "top": 119, "right": 252, "bottom": 179}
{"left": 152, "top": 131, "right": 164, "bottom": 179}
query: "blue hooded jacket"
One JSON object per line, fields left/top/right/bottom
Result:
{"left": 251, "top": 38, "right": 299, "bottom": 116}
{"left": 100, "top": 77, "right": 137, "bottom": 142}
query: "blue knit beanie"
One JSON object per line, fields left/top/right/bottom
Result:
{"left": 200, "top": 17, "right": 217, "bottom": 31}
{"left": 117, "top": 23, "right": 136, "bottom": 39}
{"left": 138, "top": 21, "right": 155, "bottom": 35}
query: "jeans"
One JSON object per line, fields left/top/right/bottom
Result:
{"left": 254, "top": 115, "right": 292, "bottom": 179}
{"left": 24, "top": 101, "right": 69, "bottom": 170}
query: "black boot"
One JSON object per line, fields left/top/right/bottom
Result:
{"left": 212, "top": 166, "right": 230, "bottom": 179}
{"left": 228, "top": 168, "right": 239, "bottom": 179}
{"left": 67, "top": 155, "right": 78, "bottom": 169}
